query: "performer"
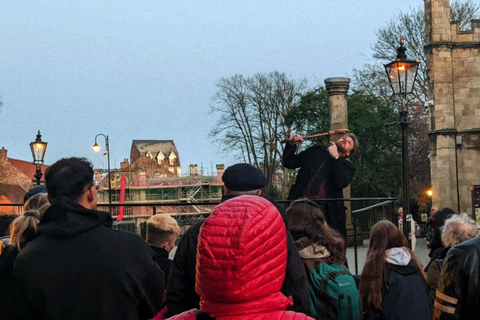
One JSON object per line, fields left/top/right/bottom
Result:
{"left": 282, "top": 131, "right": 358, "bottom": 238}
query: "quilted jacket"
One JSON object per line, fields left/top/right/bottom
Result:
{"left": 168, "top": 195, "right": 313, "bottom": 320}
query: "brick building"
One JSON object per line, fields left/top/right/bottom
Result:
{"left": 94, "top": 140, "right": 224, "bottom": 217}
{"left": 0, "top": 147, "right": 48, "bottom": 213}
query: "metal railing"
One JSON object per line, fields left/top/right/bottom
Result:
{"left": 1, "top": 197, "right": 396, "bottom": 273}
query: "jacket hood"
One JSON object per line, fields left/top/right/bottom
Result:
{"left": 38, "top": 196, "right": 112, "bottom": 237}
{"left": 196, "top": 195, "right": 292, "bottom": 317}
{"left": 386, "top": 247, "right": 421, "bottom": 276}
{"left": 385, "top": 247, "right": 411, "bottom": 266}
{"left": 298, "top": 243, "right": 331, "bottom": 260}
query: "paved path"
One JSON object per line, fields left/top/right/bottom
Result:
{"left": 347, "top": 237, "right": 430, "bottom": 275}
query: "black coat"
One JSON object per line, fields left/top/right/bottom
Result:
{"left": 14, "top": 196, "right": 165, "bottom": 320}
{"left": 283, "top": 143, "right": 355, "bottom": 238}
{"left": 365, "top": 260, "right": 432, "bottom": 320}
{"left": 166, "top": 195, "right": 310, "bottom": 316}
{"left": 434, "top": 237, "right": 480, "bottom": 319}
{"left": 150, "top": 246, "right": 172, "bottom": 286}
{"left": 0, "top": 244, "right": 29, "bottom": 320}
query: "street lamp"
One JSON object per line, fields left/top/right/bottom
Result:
{"left": 92, "top": 134, "right": 112, "bottom": 213}
{"left": 385, "top": 38, "right": 420, "bottom": 244}
{"left": 30, "top": 130, "right": 48, "bottom": 186}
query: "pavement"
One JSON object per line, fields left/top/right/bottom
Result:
{"left": 171, "top": 236, "right": 431, "bottom": 276}
{"left": 346, "top": 237, "right": 430, "bottom": 275}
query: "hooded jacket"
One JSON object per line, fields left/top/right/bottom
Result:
{"left": 14, "top": 196, "right": 165, "bottom": 320}
{"left": 166, "top": 195, "right": 309, "bottom": 315}
{"left": 372, "top": 247, "right": 432, "bottom": 320}
{"left": 168, "top": 195, "right": 314, "bottom": 320}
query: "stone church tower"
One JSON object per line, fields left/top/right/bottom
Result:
{"left": 425, "top": 0, "right": 480, "bottom": 214}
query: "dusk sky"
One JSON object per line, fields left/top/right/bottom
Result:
{"left": 1, "top": 1, "right": 421, "bottom": 175}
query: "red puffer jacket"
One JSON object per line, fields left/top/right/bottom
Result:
{"left": 167, "top": 195, "right": 313, "bottom": 320}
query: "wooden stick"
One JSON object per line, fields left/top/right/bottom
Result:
{"left": 281, "top": 129, "right": 350, "bottom": 143}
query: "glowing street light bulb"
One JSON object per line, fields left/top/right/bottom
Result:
{"left": 92, "top": 143, "right": 101, "bottom": 152}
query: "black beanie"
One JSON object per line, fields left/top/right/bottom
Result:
{"left": 222, "top": 163, "right": 267, "bottom": 191}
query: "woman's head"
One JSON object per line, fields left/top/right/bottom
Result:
{"left": 286, "top": 199, "right": 328, "bottom": 242}
{"left": 360, "top": 220, "right": 409, "bottom": 311}
{"left": 426, "top": 207, "right": 456, "bottom": 251}
{"left": 286, "top": 198, "right": 345, "bottom": 264}
{"left": 441, "top": 213, "right": 478, "bottom": 248}
{"left": 10, "top": 193, "right": 50, "bottom": 248}
{"left": 368, "top": 220, "right": 407, "bottom": 254}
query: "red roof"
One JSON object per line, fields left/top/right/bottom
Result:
{"left": 8, "top": 158, "right": 49, "bottom": 183}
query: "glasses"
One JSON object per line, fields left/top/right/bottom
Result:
{"left": 288, "top": 198, "right": 326, "bottom": 210}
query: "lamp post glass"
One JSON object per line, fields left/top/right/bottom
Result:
{"left": 30, "top": 130, "right": 47, "bottom": 186}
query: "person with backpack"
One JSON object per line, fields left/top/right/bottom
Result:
{"left": 359, "top": 220, "right": 432, "bottom": 320}
{"left": 286, "top": 198, "right": 361, "bottom": 320}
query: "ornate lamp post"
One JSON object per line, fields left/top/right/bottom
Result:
{"left": 30, "top": 130, "right": 48, "bottom": 186}
{"left": 92, "top": 134, "right": 112, "bottom": 213}
{"left": 384, "top": 38, "right": 420, "bottom": 244}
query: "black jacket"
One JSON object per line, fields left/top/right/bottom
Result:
{"left": 150, "top": 246, "right": 172, "bottom": 286}
{"left": 434, "top": 237, "right": 480, "bottom": 319}
{"left": 283, "top": 143, "right": 355, "bottom": 238}
{"left": 0, "top": 244, "right": 29, "bottom": 319}
{"left": 365, "top": 260, "right": 432, "bottom": 320}
{"left": 14, "top": 197, "right": 165, "bottom": 320}
{"left": 166, "top": 195, "right": 310, "bottom": 316}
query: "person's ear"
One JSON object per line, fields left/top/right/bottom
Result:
{"left": 86, "top": 186, "right": 94, "bottom": 203}
{"left": 221, "top": 186, "right": 226, "bottom": 196}
{"left": 256, "top": 190, "right": 262, "bottom": 195}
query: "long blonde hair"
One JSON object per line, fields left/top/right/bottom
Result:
{"left": 9, "top": 193, "right": 50, "bottom": 249}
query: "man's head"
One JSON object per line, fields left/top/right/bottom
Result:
{"left": 430, "top": 205, "right": 439, "bottom": 216}
{"left": 45, "top": 157, "right": 96, "bottom": 209}
{"left": 336, "top": 133, "right": 359, "bottom": 158}
{"left": 221, "top": 163, "right": 267, "bottom": 197}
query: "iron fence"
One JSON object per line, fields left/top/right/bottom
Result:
{"left": 1, "top": 197, "right": 396, "bottom": 273}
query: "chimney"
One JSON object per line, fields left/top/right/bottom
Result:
{"left": 121, "top": 158, "right": 129, "bottom": 170}
{"left": 0, "top": 147, "right": 8, "bottom": 161}
{"left": 216, "top": 164, "right": 225, "bottom": 180}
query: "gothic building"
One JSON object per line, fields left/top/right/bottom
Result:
{"left": 425, "top": 0, "right": 480, "bottom": 215}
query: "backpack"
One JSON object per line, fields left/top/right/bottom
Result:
{"left": 308, "top": 262, "right": 361, "bottom": 320}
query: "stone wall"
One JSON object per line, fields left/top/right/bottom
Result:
{"left": 425, "top": 0, "right": 480, "bottom": 214}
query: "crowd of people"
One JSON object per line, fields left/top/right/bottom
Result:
{"left": 0, "top": 133, "right": 479, "bottom": 319}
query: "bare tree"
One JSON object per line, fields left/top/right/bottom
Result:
{"left": 210, "top": 72, "right": 307, "bottom": 195}
{"left": 354, "top": 1, "right": 479, "bottom": 101}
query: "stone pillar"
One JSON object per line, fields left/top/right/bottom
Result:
{"left": 325, "top": 77, "right": 358, "bottom": 245}
{"left": 325, "top": 77, "right": 350, "bottom": 137}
